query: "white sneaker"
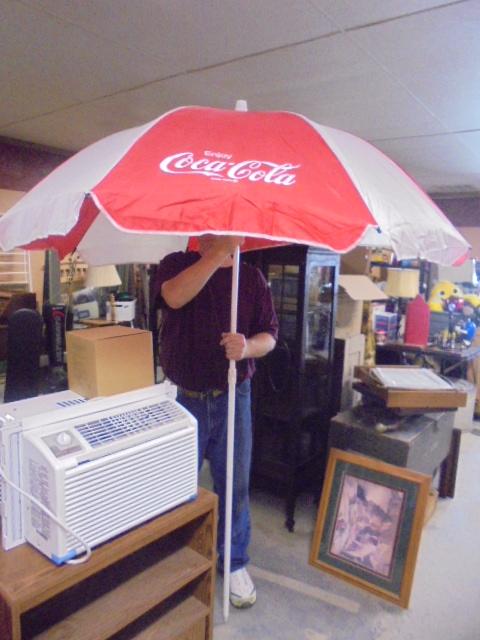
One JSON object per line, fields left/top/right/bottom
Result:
{"left": 229, "top": 567, "right": 256, "bottom": 608}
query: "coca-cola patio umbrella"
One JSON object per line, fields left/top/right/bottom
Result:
{"left": 0, "top": 102, "right": 469, "bottom": 619}
{"left": 0, "top": 103, "right": 468, "bottom": 266}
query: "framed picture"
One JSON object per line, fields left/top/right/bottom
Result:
{"left": 309, "top": 448, "right": 431, "bottom": 608}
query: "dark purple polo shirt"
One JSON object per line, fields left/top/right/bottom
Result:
{"left": 155, "top": 251, "right": 278, "bottom": 392}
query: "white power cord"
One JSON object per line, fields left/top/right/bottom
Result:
{"left": 0, "top": 467, "right": 92, "bottom": 564}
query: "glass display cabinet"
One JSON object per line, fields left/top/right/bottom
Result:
{"left": 243, "top": 245, "right": 339, "bottom": 530}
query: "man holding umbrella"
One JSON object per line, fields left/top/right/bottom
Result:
{"left": 155, "top": 234, "right": 278, "bottom": 608}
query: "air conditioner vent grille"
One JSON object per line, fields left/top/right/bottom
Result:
{"left": 75, "top": 400, "right": 185, "bottom": 447}
{"left": 63, "top": 430, "right": 197, "bottom": 549}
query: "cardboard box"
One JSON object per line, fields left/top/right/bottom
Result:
{"left": 335, "top": 275, "right": 387, "bottom": 338}
{"left": 340, "top": 247, "right": 370, "bottom": 275}
{"left": 66, "top": 326, "right": 154, "bottom": 398}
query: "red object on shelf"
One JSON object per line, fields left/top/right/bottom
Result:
{"left": 404, "top": 295, "right": 431, "bottom": 347}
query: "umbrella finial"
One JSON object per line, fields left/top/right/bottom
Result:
{"left": 235, "top": 99, "right": 248, "bottom": 112}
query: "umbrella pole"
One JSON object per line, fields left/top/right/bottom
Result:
{"left": 223, "top": 245, "right": 240, "bottom": 622}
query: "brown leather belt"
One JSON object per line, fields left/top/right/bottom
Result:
{"left": 179, "top": 387, "right": 225, "bottom": 400}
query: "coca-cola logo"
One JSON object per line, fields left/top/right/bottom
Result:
{"left": 159, "top": 151, "right": 299, "bottom": 186}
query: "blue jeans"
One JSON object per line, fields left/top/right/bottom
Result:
{"left": 177, "top": 379, "right": 252, "bottom": 572}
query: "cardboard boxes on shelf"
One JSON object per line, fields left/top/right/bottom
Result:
{"left": 66, "top": 326, "right": 154, "bottom": 398}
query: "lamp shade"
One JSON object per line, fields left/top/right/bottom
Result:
{"left": 85, "top": 264, "right": 121, "bottom": 288}
{"left": 384, "top": 268, "right": 419, "bottom": 298}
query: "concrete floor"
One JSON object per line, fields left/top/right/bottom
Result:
{"left": 207, "top": 428, "right": 480, "bottom": 640}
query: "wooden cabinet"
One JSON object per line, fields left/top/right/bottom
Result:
{"left": 244, "top": 246, "right": 339, "bottom": 531}
{"left": 0, "top": 488, "right": 217, "bottom": 640}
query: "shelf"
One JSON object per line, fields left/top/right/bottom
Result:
{"left": 127, "top": 596, "right": 209, "bottom": 640}
{"left": 32, "top": 548, "right": 210, "bottom": 640}
{"left": 0, "top": 488, "right": 217, "bottom": 640}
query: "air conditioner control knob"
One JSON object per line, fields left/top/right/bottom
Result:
{"left": 56, "top": 432, "right": 72, "bottom": 447}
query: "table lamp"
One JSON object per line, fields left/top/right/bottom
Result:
{"left": 384, "top": 268, "right": 420, "bottom": 339}
{"left": 85, "top": 265, "right": 122, "bottom": 321}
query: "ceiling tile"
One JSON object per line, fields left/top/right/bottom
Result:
{"left": 348, "top": 1, "right": 480, "bottom": 131}
{"left": 19, "top": 0, "right": 337, "bottom": 70}
{"left": 0, "top": 1, "right": 170, "bottom": 124}
{"left": 1, "top": 0, "right": 479, "bottom": 194}
{"left": 376, "top": 132, "right": 480, "bottom": 192}
{"left": 310, "top": 0, "right": 456, "bottom": 30}
{"left": 154, "top": 34, "right": 446, "bottom": 139}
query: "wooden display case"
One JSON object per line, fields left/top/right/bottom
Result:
{"left": 244, "top": 245, "right": 339, "bottom": 531}
{"left": 0, "top": 488, "right": 217, "bottom": 640}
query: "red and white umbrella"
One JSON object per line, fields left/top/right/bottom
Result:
{"left": 0, "top": 103, "right": 469, "bottom": 620}
{"left": 0, "top": 103, "right": 469, "bottom": 266}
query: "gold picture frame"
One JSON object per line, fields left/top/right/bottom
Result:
{"left": 309, "top": 448, "right": 431, "bottom": 608}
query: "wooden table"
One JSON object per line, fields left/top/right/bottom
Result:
{"left": 376, "top": 341, "right": 480, "bottom": 377}
{"left": 77, "top": 318, "right": 117, "bottom": 328}
{"left": 0, "top": 488, "right": 217, "bottom": 640}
